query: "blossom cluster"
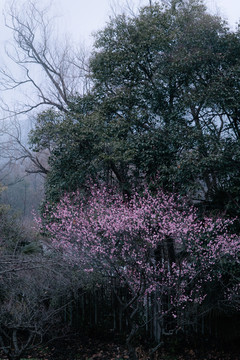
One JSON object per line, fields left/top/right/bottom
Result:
{"left": 36, "top": 185, "right": 240, "bottom": 318}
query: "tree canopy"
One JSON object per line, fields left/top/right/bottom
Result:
{"left": 27, "top": 0, "right": 240, "bottom": 218}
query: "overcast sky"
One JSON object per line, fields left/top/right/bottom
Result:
{"left": 45, "top": 0, "right": 240, "bottom": 44}
{"left": 46, "top": 0, "right": 240, "bottom": 40}
{"left": 50, "top": 0, "right": 240, "bottom": 43}
{"left": 0, "top": 0, "right": 240, "bottom": 49}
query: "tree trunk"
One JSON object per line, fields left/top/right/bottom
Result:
{"left": 126, "top": 322, "right": 138, "bottom": 360}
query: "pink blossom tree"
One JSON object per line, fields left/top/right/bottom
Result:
{"left": 36, "top": 185, "right": 240, "bottom": 358}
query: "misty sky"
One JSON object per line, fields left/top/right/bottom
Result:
{"left": 0, "top": 0, "right": 240, "bottom": 49}
{"left": 52, "top": 0, "right": 240, "bottom": 43}
{"left": 48, "top": 0, "right": 240, "bottom": 42}
{"left": 49, "top": 0, "right": 240, "bottom": 45}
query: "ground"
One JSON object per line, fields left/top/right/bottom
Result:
{"left": 1, "top": 334, "right": 240, "bottom": 359}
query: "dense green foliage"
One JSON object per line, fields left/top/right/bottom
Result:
{"left": 29, "top": 0, "right": 240, "bottom": 217}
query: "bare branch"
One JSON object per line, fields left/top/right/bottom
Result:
{"left": 0, "top": 0, "right": 90, "bottom": 118}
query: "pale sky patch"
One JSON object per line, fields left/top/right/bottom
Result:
{"left": 0, "top": 0, "right": 239, "bottom": 49}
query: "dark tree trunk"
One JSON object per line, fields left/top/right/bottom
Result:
{"left": 126, "top": 322, "right": 138, "bottom": 360}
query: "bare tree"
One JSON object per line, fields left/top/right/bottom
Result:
{"left": 0, "top": 117, "right": 48, "bottom": 213}
{"left": 0, "top": 0, "right": 92, "bottom": 191}
{"left": 0, "top": 0, "right": 90, "bottom": 119}
{"left": 1, "top": 119, "right": 49, "bottom": 174}
{"left": 0, "top": 253, "right": 82, "bottom": 360}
